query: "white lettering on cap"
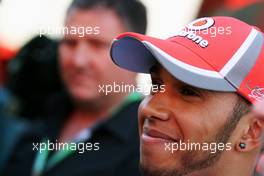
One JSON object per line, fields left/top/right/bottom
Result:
{"left": 177, "top": 30, "right": 209, "bottom": 48}
{"left": 175, "top": 17, "right": 215, "bottom": 48}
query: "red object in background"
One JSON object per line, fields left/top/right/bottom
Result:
{"left": 199, "top": 0, "right": 260, "bottom": 16}
{"left": 0, "top": 46, "right": 16, "bottom": 61}
{"left": 0, "top": 46, "right": 16, "bottom": 85}
{"left": 225, "top": 0, "right": 260, "bottom": 10}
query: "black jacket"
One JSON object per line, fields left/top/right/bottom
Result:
{"left": 3, "top": 93, "right": 142, "bottom": 176}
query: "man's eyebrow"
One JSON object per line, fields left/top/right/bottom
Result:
{"left": 186, "top": 84, "right": 214, "bottom": 95}
{"left": 174, "top": 79, "right": 213, "bottom": 94}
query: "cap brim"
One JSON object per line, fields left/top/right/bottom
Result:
{"left": 110, "top": 32, "right": 236, "bottom": 92}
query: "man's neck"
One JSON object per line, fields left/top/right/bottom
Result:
{"left": 59, "top": 93, "right": 128, "bottom": 143}
{"left": 59, "top": 110, "right": 106, "bottom": 143}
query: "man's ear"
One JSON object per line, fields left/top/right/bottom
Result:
{"left": 235, "top": 112, "right": 264, "bottom": 152}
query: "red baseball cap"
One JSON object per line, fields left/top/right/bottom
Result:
{"left": 110, "top": 16, "right": 264, "bottom": 104}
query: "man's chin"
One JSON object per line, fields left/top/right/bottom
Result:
{"left": 140, "top": 144, "right": 180, "bottom": 170}
{"left": 69, "top": 90, "right": 102, "bottom": 105}
{"left": 140, "top": 152, "right": 184, "bottom": 176}
{"left": 139, "top": 147, "right": 223, "bottom": 176}
{"left": 69, "top": 86, "right": 98, "bottom": 97}
{"left": 72, "top": 93, "right": 99, "bottom": 102}
{"left": 140, "top": 162, "right": 184, "bottom": 176}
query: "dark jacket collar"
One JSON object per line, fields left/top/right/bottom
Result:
{"left": 45, "top": 91, "right": 142, "bottom": 143}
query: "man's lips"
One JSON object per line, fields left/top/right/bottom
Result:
{"left": 142, "top": 127, "right": 179, "bottom": 143}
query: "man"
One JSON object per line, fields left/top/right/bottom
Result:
{"left": 6, "top": 36, "right": 62, "bottom": 120}
{"left": 0, "top": 45, "right": 29, "bottom": 174}
{"left": 110, "top": 16, "right": 264, "bottom": 176}
{"left": 4, "top": 0, "right": 146, "bottom": 175}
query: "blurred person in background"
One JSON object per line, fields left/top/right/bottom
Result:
{"left": 0, "top": 44, "right": 16, "bottom": 86}
{"left": 1, "top": 15, "right": 63, "bottom": 172}
{"left": 6, "top": 36, "right": 63, "bottom": 121}
{"left": 3, "top": 0, "right": 147, "bottom": 176}
{"left": 1, "top": 26, "right": 63, "bottom": 173}
{"left": 0, "top": 44, "right": 29, "bottom": 174}
{"left": 0, "top": 43, "right": 16, "bottom": 115}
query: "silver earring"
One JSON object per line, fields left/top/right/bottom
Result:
{"left": 239, "top": 142, "right": 246, "bottom": 149}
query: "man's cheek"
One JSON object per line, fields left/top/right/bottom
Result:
{"left": 138, "top": 123, "right": 144, "bottom": 138}
{"left": 59, "top": 62, "right": 75, "bottom": 81}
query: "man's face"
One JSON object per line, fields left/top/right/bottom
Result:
{"left": 59, "top": 8, "right": 134, "bottom": 103}
{"left": 138, "top": 65, "right": 240, "bottom": 176}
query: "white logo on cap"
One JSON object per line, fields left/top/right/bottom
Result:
{"left": 249, "top": 87, "right": 264, "bottom": 102}
{"left": 246, "top": 82, "right": 264, "bottom": 102}
{"left": 177, "top": 30, "right": 209, "bottom": 48}
{"left": 187, "top": 17, "right": 215, "bottom": 31}
{"left": 175, "top": 17, "right": 215, "bottom": 48}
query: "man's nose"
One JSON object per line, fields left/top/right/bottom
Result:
{"left": 73, "top": 42, "right": 93, "bottom": 67}
{"left": 139, "top": 95, "right": 171, "bottom": 121}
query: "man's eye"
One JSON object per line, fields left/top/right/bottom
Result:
{"left": 88, "top": 39, "right": 109, "bottom": 50}
{"left": 180, "top": 87, "right": 200, "bottom": 97}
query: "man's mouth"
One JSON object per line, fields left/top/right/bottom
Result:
{"left": 142, "top": 127, "right": 179, "bottom": 143}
